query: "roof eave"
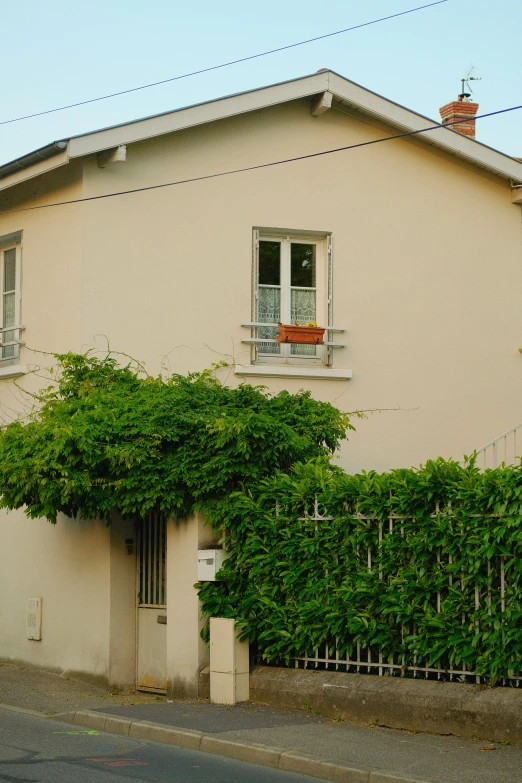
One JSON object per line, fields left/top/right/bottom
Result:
{"left": 0, "top": 69, "right": 521, "bottom": 190}
{"left": 66, "top": 68, "right": 522, "bottom": 186}
{"left": 0, "top": 141, "right": 69, "bottom": 182}
{"left": 327, "top": 72, "right": 522, "bottom": 185}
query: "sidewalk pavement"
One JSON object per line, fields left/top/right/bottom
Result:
{"left": 0, "top": 662, "right": 164, "bottom": 714}
{"left": 1, "top": 662, "right": 522, "bottom": 783}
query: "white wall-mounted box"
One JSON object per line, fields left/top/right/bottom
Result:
{"left": 27, "top": 597, "right": 42, "bottom": 640}
{"left": 197, "top": 549, "right": 226, "bottom": 581}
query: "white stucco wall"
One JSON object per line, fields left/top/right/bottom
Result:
{"left": 0, "top": 168, "right": 112, "bottom": 679}
{"left": 1, "top": 98, "right": 519, "bottom": 472}
{"left": 77, "top": 98, "right": 522, "bottom": 471}
{"left": 0, "top": 94, "right": 521, "bottom": 679}
{"left": 0, "top": 510, "right": 111, "bottom": 681}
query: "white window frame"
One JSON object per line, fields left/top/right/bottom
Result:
{"left": 252, "top": 228, "right": 332, "bottom": 366}
{"left": 0, "top": 238, "right": 22, "bottom": 364}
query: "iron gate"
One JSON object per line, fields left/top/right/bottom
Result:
{"left": 136, "top": 511, "right": 167, "bottom": 692}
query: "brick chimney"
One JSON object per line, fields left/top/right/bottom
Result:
{"left": 439, "top": 95, "right": 479, "bottom": 139}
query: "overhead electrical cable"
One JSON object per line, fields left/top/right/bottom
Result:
{"left": 0, "top": 103, "right": 519, "bottom": 217}
{"left": 0, "top": 1, "right": 448, "bottom": 126}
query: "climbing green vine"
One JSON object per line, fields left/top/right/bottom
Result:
{"left": 0, "top": 352, "right": 354, "bottom": 522}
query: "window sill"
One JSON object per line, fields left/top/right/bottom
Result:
{"left": 0, "top": 363, "right": 25, "bottom": 379}
{"left": 234, "top": 364, "right": 352, "bottom": 381}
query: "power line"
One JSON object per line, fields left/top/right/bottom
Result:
{"left": 0, "top": 104, "right": 519, "bottom": 217}
{"left": 0, "top": 1, "right": 448, "bottom": 127}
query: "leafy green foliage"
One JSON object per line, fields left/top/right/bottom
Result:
{"left": 199, "top": 458, "right": 522, "bottom": 681}
{"left": 0, "top": 352, "right": 353, "bottom": 523}
{"left": 5, "top": 351, "right": 519, "bottom": 680}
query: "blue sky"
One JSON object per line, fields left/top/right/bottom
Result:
{"left": 1, "top": 0, "right": 521, "bottom": 165}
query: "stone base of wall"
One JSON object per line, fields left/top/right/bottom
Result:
{"left": 247, "top": 666, "right": 522, "bottom": 746}
{"left": 198, "top": 666, "right": 210, "bottom": 700}
{"left": 0, "top": 656, "right": 110, "bottom": 690}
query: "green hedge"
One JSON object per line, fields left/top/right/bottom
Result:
{"left": 199, "top": 458, "right": 522, "bottom": 681}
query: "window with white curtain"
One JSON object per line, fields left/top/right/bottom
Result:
{"left": 0, "top": 242, "right": 21, "bottom": 362}
{"left": 254, "top": 231, "right": 331, "bottom": 365}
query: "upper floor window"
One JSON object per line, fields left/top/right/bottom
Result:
{"left": 253, "top": 230, "right": 331, "bottom": 364}
{"left": 0, "top": 241, "right": 21, "bottom": 362}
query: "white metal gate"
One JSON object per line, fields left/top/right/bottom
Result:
{"left": 136, "top": 512, "right": 167, "bottom": 693}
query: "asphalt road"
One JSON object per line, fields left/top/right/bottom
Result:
{"left": 0, "top": 708, "right": 327, "bottom": 783}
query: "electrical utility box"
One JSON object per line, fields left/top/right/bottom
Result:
{"left": 197, "top": 549, "right": 226, "bottom": 581}
{"left": 27, "top": 597, "right": 42, "bottom": 640}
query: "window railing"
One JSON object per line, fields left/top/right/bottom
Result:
{"left": 0, "top": 323, "right": 25, "bottom": 362}
{"left": 241, "top": 322, "right": 346, "bottom": 348}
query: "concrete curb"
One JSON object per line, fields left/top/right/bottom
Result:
{"left": 0, "top": 703, "right": 47, "bottom": 718}
{"left": 51, "top": 709, "right": 432, "bottom": 783}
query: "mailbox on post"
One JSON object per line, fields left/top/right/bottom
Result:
{"left": 197, "top": 549, "right": 226, "bottom": 581}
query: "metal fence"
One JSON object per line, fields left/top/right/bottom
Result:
{"left": 257, "top": 499, "right": 521, "bottom": 687}
{"left": 473, "top": 424, "right": 522, "bottom": 469}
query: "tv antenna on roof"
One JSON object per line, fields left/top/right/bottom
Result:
{"left": 460, "top": 66, "right": 482, "bottom": 100}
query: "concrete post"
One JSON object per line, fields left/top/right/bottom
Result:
{"left": 166, "top": 512, "right": 218, "bottom": 698}
{"left": 210, "top": 617, "right": 249, "bottom": 704}
{"left": 108, "top": 513, "right": 136, "bottom": 688}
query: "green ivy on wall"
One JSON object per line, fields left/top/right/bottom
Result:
{"left": 198, "top": 458, "right": 522, "bottom": 682}
{"left": 0, "top": 352, "right": 354, "bottom": 523}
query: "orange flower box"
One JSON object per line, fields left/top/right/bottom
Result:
{"left": 276, "top": 324, "right": 325, "bottom": 345}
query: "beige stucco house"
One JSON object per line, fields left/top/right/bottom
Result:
{"left": 1, "top": 69, "right": 521, "bottom": 695}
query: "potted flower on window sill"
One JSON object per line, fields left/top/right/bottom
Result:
{"left": 276, "top": 321, "right": 325, "bottom": 345}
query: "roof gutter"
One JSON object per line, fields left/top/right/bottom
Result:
{"left": 0, "top": 140, "right": 68, "bottom": 181}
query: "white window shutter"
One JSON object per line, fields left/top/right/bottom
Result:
{"left": 327, "top": 235, "right": 333, "bottom": 366}
{"left": 251, "top": 229, "right": 260, "bottom": 363}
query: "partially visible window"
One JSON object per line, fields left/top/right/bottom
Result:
{"left": 0, "top": 244, "right": 21, "bottom": 361}
{"left": 255, "top": 231, "right": 330, "bottom": 364}
{"left": 290, "top": 242, "right": 317, "bottom": 357}
{"left": 258, "top": 240, "right": 281, "bottom": 354}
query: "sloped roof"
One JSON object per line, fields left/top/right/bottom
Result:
{"left": 1, "top": 69, "right": 521, "bottom": 189}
